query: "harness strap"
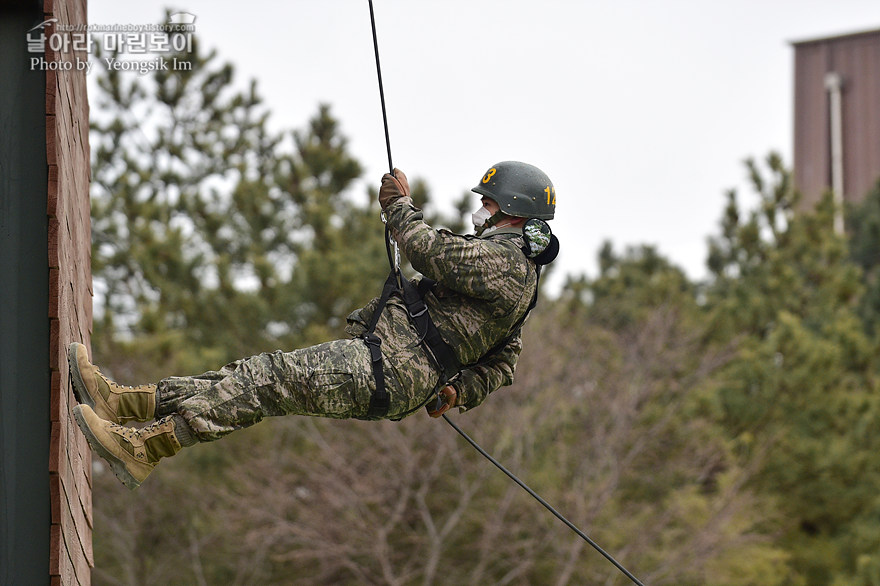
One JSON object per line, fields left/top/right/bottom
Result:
{"left": 361, "top": 271, "right": 400, "bottom": 419}
{"left": 400, "top": 277, "right": 461, "bottom": 382}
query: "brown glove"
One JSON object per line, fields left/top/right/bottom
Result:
{"left": 379, "top": 168, "right": 410, "bottom": 211}
{"left": 426, "top": 385, "right": 457, "bottom": 418}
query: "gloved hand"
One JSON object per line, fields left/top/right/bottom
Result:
{"left": 426, "top": 385, "right": 457, "bottom": 418}
{"left": 379, "top": 168, "right": 410, "bottom": 211}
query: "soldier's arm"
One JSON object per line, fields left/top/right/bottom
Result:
{"left": 453, "top": 334, "right": 522, "bottom": 411}
{"left": 384, "top": 199, "right": 516, "bottom": 303}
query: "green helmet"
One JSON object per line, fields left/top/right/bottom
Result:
{"left": 471, "top": 161, "right": 556, "bottom": 220}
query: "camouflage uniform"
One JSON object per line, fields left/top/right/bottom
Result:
{"left": 156, "top": 196, "right": 538, "bottom": 442}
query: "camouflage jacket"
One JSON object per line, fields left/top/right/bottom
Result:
{"left": 345, "top": 197, "right": 538, "bottom": 411}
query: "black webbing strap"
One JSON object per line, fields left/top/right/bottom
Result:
{"left": 361, "top": 270, "right": 400, "bottom": 419}
{"left": 400, "top": 277, "right": 461, "bottom": 382}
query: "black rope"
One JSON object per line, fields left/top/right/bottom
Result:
{"left": 368, "top": 0, "right": 401, "bottom": 276}
{"left": 442, "top": 414, "right": 647, "bottom": 586}
{"left": 368, "top": 0, "right": 394, "bottom": 174}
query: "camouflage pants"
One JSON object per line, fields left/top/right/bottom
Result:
{"left": 156, "top": 335, "right": 441, "bottom": 442}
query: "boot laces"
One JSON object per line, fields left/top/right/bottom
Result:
{"left": 140, "top": 419, "right": 167, "bottom": 435}
{"left": 95, "top": 366, "right": 153, "bottom": 391}
{"left": 107, "top": 421, "right": 138, "bottom": 440}
{"left": 109, "top": 419, "right": 166, "bottom": 441}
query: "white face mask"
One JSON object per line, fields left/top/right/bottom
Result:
{"left": 471, "top": 206, "right": 492, "bottom": 230}
{"left": 471, "top": 206, "right": 501, "bottom": 236}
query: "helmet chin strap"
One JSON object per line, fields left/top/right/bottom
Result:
{"left": 475, "top": 210, "right": 510, "bottom": 236}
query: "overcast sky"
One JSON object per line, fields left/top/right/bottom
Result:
{"left": 87, "top": 0, "right": 880, "bottom": 292}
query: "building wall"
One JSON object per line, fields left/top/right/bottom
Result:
{"left": 793, "top": 29, "right": 880, "bottom": 209}
{"left": 45, "top": 0, "right": 94, "bottom": 583}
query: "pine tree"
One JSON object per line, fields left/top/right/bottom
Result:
{"left": 846, "top": 179, "right": 880, "bottom": 336}
{"left": 706, "top": 154, "right": 880, "bottom": 583}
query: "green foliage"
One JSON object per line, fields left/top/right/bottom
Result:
{"left": 588, "top": 240, "right": 696, "bottom": 330}
{"left": 847, "top": 179, "right": 880, "bottom": 336}
{"left": 706, "top": 154, "right": 880, "bottom": 584}
{"left": 549, "top": 255, "right": 789, "bottom": 585}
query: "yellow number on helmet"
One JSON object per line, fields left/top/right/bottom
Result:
{"left": 482, "top": 168, "right": 497, "bottom": 184}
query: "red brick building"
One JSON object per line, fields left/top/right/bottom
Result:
{"left": 792, "top": 28, "right": 880, "bottom": 227}
{"left": 0, "top": 0, "right": 93, "bottom": 584}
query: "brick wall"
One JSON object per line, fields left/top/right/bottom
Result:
{"left": 45, "top": 0, "right": 94, "bottom": 583}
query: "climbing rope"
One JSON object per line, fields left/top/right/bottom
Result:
{"left": 368, "top": 0, "right": 394, "bottom": 175}
{"left": 367, "top": 3, "right": 645, "bottom": 584}
{"left": 442, "top": 414, "right": 646, "bottom": 586}
{"left": 368, "top": 0, "right": 401, "bottom": 273}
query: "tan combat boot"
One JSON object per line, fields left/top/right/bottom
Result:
{"left": 73, "top": 404, "right": 198, "bottom": 489}
{"left": 68, "top": 342, "right": 156, "bottom": 423}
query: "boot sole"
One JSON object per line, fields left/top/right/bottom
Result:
{"left": 67, "top": 343, "right": 95, "bottom": 411}
{"left": 72, "top": 405, "right": 142, "bottom": 491}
